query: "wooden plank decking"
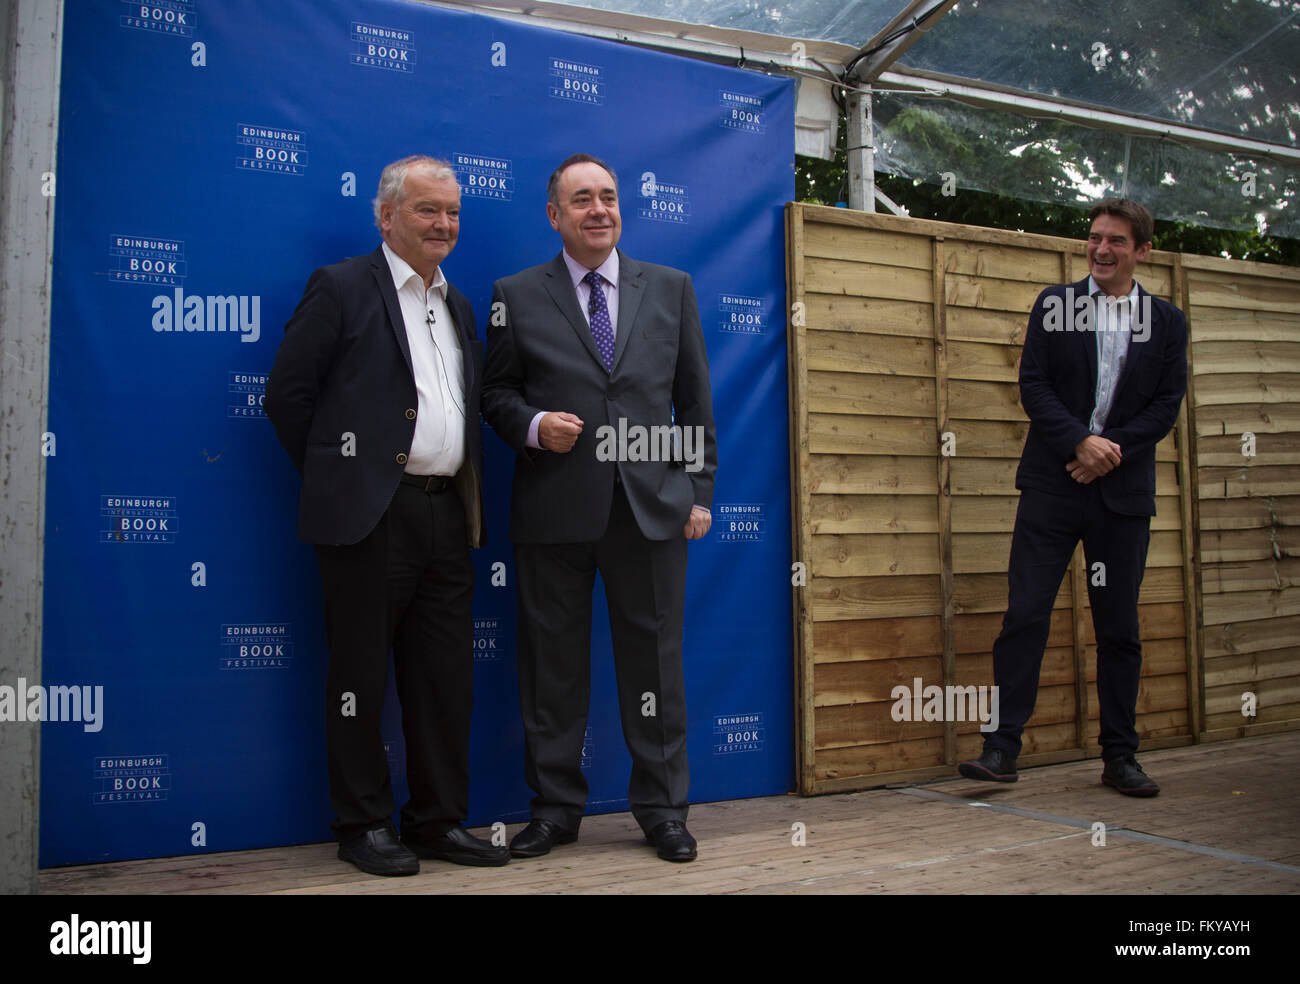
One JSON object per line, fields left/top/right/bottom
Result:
{"left": 39, "top": 733, "right": 1300, "bottom": 895}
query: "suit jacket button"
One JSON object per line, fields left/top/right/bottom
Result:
{"left": 396, "top": 453, "right": 408, "bottom": 465}
{"left": 405, "top": 408, "right": 416, "bottom": 420}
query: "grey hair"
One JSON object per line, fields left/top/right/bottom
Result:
{"left": 547, "top": 153, "right": 617, "bottom": 208}
{"left": 373, "top": 155, "right": 458, "bottom": 229}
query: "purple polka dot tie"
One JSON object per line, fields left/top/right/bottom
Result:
{"left": 584, "top": 270, "right": 615, "bottom": 372}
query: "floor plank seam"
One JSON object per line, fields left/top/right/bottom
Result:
{"left": 894, "top": 786, "right": 1300, "bottom": 874}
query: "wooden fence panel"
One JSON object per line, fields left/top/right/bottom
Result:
{"left": 1183, "top": 255, "right": 1300, "bottom": 741}
{"left": 787, "top": 204, "right": 1211, "bottom": 794}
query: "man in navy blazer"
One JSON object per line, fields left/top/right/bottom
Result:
{"left": 959, "top": 198, "right": 1188, "bottom": 796}
{"left": 483, "top": 154, "right": 717, "bottom": 861}
{"left": 265, "top": 156, "right": 506, "bottom": 874}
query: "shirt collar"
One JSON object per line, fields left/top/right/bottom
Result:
{"left": 382, "top": 241, "right": 447, "bottom": 299}
{"left": 1087, "top": 275, "right": 1140, "bottom": 305}
{"left": 563, "top": 249, "right": 619, "bottom": 291}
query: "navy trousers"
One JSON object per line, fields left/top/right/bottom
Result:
{"left": 985, "top": 485, "right": 1152, "bottom": 760}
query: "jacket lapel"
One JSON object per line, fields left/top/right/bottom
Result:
{"left": 542, "top": 252, "right": 607, "bottom": 371}
{"left": 371, "top": 247, "right": 414, "bottom": 378}
{"left": 1078, "top": 278, "right": 1099, "bottom": 395}
{"left": 612, "top": 248, "right": 644, "bottom": 374}
{"left": 1113, "top": 284, "right": 1151, "bottom": 396}
{"left": 446, "top": 289, "right": 476, "bottom": 393}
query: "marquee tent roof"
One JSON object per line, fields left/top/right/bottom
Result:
{"left": 438, "top": 0, "right": 1299, "bottom": 236}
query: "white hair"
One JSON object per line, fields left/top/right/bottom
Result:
{"left": 372, "top": 155, "right": 458, "bottom": 229}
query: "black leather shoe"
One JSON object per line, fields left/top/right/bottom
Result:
{"left": 644, "top": 820, "right": 697, "bottom": 862}
{"left": 509, "top": 818, "right": 577, "bottom": 858}
{"left": 1102, "top": 755, "right": 1160, "bottom": 797}
{"left": 958, "top": 747, "right": 1019, "bottom": 782}
{"left": 402, "top": 825, "right": 510, "bottom": 867}
{"left": 337, "top": 827, "right": 419, "bottom": 876}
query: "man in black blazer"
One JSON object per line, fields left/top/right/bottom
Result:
{"left": 265, "top": 155, "right": 507, "bottom": 874}
{"left": 959, "top": 198, "right": 1188, "bottom": 796}
{"left": 483, "top": 154, "right": 717, "bottom": 861}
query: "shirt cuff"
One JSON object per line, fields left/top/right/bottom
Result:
{"left": 525, "top": 411, "right": 547, "bottom": 450}
{"left": 692, "top": 505, "right": 710, "bottom": 515}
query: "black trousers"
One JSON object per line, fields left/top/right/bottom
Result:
{"left": 986, "top": 485, "right": 1152, "bottom": 761}
{"left": 314, "top": 480, "right": 474, "bottom": 843}
{"left": 514, "top": 484, "right": 690, "bottom": 834}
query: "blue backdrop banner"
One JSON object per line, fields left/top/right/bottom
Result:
{"left": 42, "top": 0, "right": 794, "bottom": 865}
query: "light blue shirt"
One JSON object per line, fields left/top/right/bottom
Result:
{"left": 1088, "top": 276, "right": 1140, "bottom": 434}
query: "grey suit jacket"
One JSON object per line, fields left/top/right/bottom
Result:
{"left": 482, "top": 248, "right": 716, "bottom": 543}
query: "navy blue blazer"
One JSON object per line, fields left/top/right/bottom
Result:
{"left": 265, "top": 246, "right": 485, "bottom": 546}
{"left": 1014, "top": 278, "right": 1188, "bottom": 517}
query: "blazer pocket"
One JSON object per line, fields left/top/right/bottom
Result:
{"left": 1135, "top": 359, "right": 1160, "bottom": 398}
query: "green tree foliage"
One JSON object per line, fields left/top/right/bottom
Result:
{"left": 796, "top": 110, "right": 1299, "bottom": 265}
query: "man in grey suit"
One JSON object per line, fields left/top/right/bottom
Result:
{"left": 482, "top": 153, "right": 717, "bottom": 862}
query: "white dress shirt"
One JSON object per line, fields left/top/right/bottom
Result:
{"left": 382, "top": 242, "right": 465, "bottom": 475}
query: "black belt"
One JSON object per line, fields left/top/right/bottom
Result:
{"left": 400, "top": 473, "right": 452, "bottom": 493}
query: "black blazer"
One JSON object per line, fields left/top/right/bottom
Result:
{"left": 1015, "top": 278, "right": 1188, "bottom": 517}
{"left": 482, "top": 249, "right": 717, "bottom": 543}
{"left": 265, "top": 246, "right": 485, "bottom": 546}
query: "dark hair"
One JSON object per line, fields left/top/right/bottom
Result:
{"left": 1088, "top": 198, "right": 1154, "bottom": 247}
{"left": 547, "top": 153, "right": 618, "bottom": 207}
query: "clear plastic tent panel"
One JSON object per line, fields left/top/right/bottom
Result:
{"left": 896, "top": 0, "right": 1299, "bottom": 145}
{"left": 564, "top": 0, "right": 905, "bottom": 44}
{"left": 567, "top": 0, "right": 1298, "bottom": 145}
{"left": 873, "top": 93, "right": 1299, "bottom": 238}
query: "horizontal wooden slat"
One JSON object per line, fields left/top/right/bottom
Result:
{"left": 808, "top": 413, "right": 934, "bottom": 456}
{"left": 1187, "top": 271, "right": 1300, "bottom": 313}
{"left": 953, "top": 609, "right": 1074, "bottom": 654}
{"left": 1187, "top": 304, "right": 1300, "bottom": 343}
{"left": 811, "top": 574, "right": 941, "bottom": 621}
{"left": 947, "top": 339, "right": 1020, "bottom": 382}
{"left": 803, "top": 294, "right": 932, "bottom": 338}
{"left": 1202, "top": 587, "right": 1300, "bottom": 625}
{"left": 1203, "top": 648, "right": 1300, "bottom": 688}
{"left": 1191, "top": 341, "right": 1300, "bottom": 377}
{"left": 1195, "top": 403, "right": 1300, "bottom": 437}
{"left": 944, "top": 241, "right": 1063, "bottom": 283}
{"left": 807, "top": 370, "right": 935, "bottom": 417}
{"left": 806, "top": 329, "right": 934, "bottom": 376}
{"left": 805, "top": 258, "right": 932, "bottom": 303}
{"left": 810, "top": 532, "right": 939, "bottom": 577}
{"left": 1205, "top": 677, "right": 1300, "bottom": 715}
{"left": 812, "top": 616, "right": 942, "bottom": 663}
{"left": 813, "top": 738, "right": 945, "bottom": 779}
{"left": 809, "top": 493, "right": 938, "bottom": 534}
{"left": 1200, "top": 557, "right": 1300, "bottom": 594}
{"left": 802, "top": 223, "right": 932, "bottom": 269}
{"left": 945, "top": 274, "right": 1044, "bottom": 314}
{"left": 948, "top": 378, "right": 1024, "bottom": 421}
{"left": 1196, "top": 431, "right": 1300, "bottom": 468}
{"left": 1192, "top": 373, "right": 1300, "bottom": 407}
{"left": 1203, "top": 616, "right": 1300, "bottom": 658}
{"left": 1198, "top": 496, "right": 1300, "bottom": 531}
{"left": 806, "top": 454, "right": 937, "bottom": 495}
{"left": 1198, "top": 464, "right": 1300, "bottom": 498}
{"left": 946, "top": 306, "right": 1025, "bottom": 345}
{"left": 1200, "top": 527, "right": 1300, "bottom": 564}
